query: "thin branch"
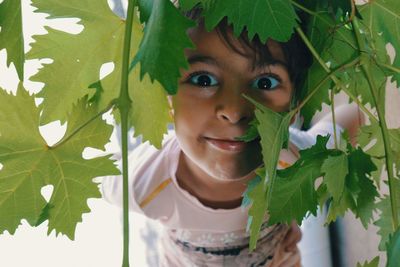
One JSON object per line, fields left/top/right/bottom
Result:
{"left": 295, "top": 26, "right": 379, "bottom": 123}
{"left": 118, "top": 1, "right": 135, "bottom": 266}
{"left": 291, "top": 57, "right": 360, "bottom": 115}
{"left": 377, "top": 62, "right": 400, "bottom": 75}
{"left": 290, "top": 1, "right": 317, "bottom": 16}
{"left": 330, "top": 86, "right": 339, "bottom": 149}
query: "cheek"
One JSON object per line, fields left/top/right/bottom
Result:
{"left": 254, "top": 88, "right": 293, "bottom": 112}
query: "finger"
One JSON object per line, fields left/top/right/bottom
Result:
{"left": 275, "top": 248, "right": 301, "bottom": 267}
{"left": 283, "top": 222, "right": 302, "bottom": 252}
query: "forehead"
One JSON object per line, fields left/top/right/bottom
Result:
{"left": 185, "top": 24, "right": 287, "bottom": 70}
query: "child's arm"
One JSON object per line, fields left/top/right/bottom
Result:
{"left": 289, "top": 102, "right": 364, "bottom": 156}
{"left": 314, "top": 102, "right": 364, "bottom": 146}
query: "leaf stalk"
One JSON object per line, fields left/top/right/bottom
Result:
{"left": 49, "top": 99, "right": 117, "bottom": 149}
{"left": 291, "top": 57, "right": 360, "bottom": 116}
{"left": 118, "top": 1, "right": 136, "bottom": 266}
{"left": 377, "top": 62, "right": 400, "bottom": 75}
{"left": 295, "top": 26, "right": 379, "bottom": 124}
{"left": 330, "top": 86, "right": 339, "bottom": 149}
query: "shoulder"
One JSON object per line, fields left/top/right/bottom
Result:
{"left": 129, "top": 131, "right": 180, "bottom": 202}
{"left": 101, "top": 131, "right": 180, "bottom": 215}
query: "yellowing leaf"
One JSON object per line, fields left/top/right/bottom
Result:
{"left": 0, "top": 87, "right": 119, "bottom": 239}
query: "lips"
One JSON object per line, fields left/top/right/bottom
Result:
{"left": 204, "top": 137, "right": 249, "bottom": 152}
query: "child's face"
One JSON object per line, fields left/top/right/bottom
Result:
{"left": 171, "top": 25, "right": 293, "bottom": 182}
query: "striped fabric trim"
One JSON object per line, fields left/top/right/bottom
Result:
{"left": 139, "top": 178, "right": 172, "bottom": 209}
{"left": 278, "top": 160, "right": 291, "bottom": 168}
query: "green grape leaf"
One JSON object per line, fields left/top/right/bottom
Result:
{"left": 392, "top": 130, "right": 400, "bottom": 176}
{"left": 300, "top": 11, "right": 334, "bottom": 125}
{"left": 202, "top": 0, "right": 298, "bottom": 43}
{"left": 359, "top": 0, "right": 400, "bottom": 87}
{"left": 375, "top": 196, "right": 395, "bottom": 251}
{"left": 300, "top": 10, "right": 384, "bottom": 125}
{"left": 358, "top": 123, "right": 400, "bottom": 183}
{"left": 137, "top": 0, "right": 153, "bottom": 23}
{"left": 326, "top": 147, "right": 378, "bottom": 227}
{"left": 235, "top": 118, "right": 259, "bottom": 142}
{"left": 0, "top": 0, "right": 24, "bottom": 80}
{"left": 131, "top": 0, "right": 195, "bottom": 94}
{"left": 93, "top": 14, "right": 171, "bottom": 149}
{"left": 243, "top": 96, "right": 291, "bottom": 251}
{"left": 321, "top": 153, "right": 348, "bottom": 201}
{"left": 128, "top": 64, "right": 172, "bottom": 148}
{"left": 326, "top": 189, "right": 356, "bottom": 224}
{"left": 246, "top": 169, "right": 268, "bottom": 251}
{"left": 28, "top": 1, "right": 170, "bottom": 148}
{"left": 356, "top": 256, "right": 380, "bottom": 267}
{"left": 98, "top": 47, "right": 171, "bottom": 148}
{"left": 268, "top": 135, "right": 331, "bottom": 225}
{"left": 178, "top": 0, "right": 201, "bottom": 11}
{"left": 348, "top": 147, "right": 378, "bottom": 228}
{"left": 387, "top": 228, "right": 400, "bottom": 267}
{"left": 242, "top": 175, "right": 261, "bottom": 208}
{"left": 27, "top": 0, "right": 127, "bottom": 124}
{"left": 331, "top": 0, "right": 351, "bottom": 16}
{"left": 300, "top": 62, "right": 332, "bottom": 127}
{"left": 374, "top": 178, "right": 400, "bottom": 251}
{"left": 0, "top": 87, "right": 119, "bottom": 238}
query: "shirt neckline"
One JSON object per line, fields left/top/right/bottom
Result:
{"left": 166, "top": 135, "right": 246, "bottom": 214}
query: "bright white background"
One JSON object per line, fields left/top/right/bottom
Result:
{"left": 0, "top": 1, "right": 151, "bottom": 266}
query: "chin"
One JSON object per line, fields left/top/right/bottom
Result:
{"left": 208, "top": 166, "right": 256, "bottom": 182}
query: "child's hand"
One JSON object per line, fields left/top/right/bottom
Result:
{"left": 268, "top": 221, "right": 302, "bottom": 267}
{"left": 282, "top": 221, "right": 301, "bottom": 253}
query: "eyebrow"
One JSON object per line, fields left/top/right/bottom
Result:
{"left": 187, "top": 54, "right": 289, "bottom": 72}
{"left": 253, "top": 59, "right": 289, "bottom": 72}
{"left": 187, "top": 55, "right": 220, "bottom": 67}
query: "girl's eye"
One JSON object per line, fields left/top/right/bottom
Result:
{"left": 188, "top": 73, "right": 219, "bottom": 87}
{"left": 252, "top": 75, "right": 280, "bottom": 90}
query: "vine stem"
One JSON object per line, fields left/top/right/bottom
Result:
{"left": 295, "top": 26, "right": 379, "bottom": 124}
{"left": 290, "top": 1, "right": 317, "bottom": 16}
{"left": 378, "top": 62, "right": 400, "bottom": 75}
{"left": 49, "top": 99, "right": 118, "bottom": 149}
{"left": 330, "top": 86, "right": 339, "bottom": 149}
{"left": 118, "top": 1, "right": 135, "bottom": 266}
{"left": 291, "top": 57, "right": 360, "bottom": 116}
{"left": 352, "top": 18, "right": 399, "bottom": 230}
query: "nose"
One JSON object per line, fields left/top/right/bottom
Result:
{"left": 215, "top": 88, "right": 253, "bottom": 124}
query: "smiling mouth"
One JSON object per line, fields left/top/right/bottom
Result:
{"left": 204, "top": 137, "right": 258, "bottom": 152}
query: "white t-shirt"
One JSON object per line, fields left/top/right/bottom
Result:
{"left": 101, "top": 121, "right": 342, "bottom": 266}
